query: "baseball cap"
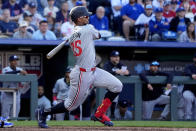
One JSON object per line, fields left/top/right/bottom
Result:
{"left": 29, "top": 2, "right": 36, "bottom": 8}
{"left": 118, "top": 100, "right": 129, "bottom": 108}
{"left": 23, "top": 11, "right": 33, "bottom": 18}
{"left": 65, "top": 66, "right": 73, "bottom": 73}
{"left": 110, "top": 50, "right": 120, "bottom": 57}
{"left": 154, "top": 8, "right": 163, "bottom": 13}
{"left": 76, "top": 0, "right": 83, "bottom": 6}
{"left": 150, "top": 61, "right": 160, "bottom": 66}
{"left": 19, "top": 21, "right": 28, "bottom": 27}
{"left": 9, "top": 55, "right": 19, "bottom": 61}
{"left": 145, "top": 4, "right": 153, "bottom": 9}
{"left": 176, "top": 7, "right": 185, "bottom": 12}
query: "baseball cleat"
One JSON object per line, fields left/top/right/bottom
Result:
{"left": 0, "top": 117, "right": 14, "bottom": 128}
{"left": 35, "top": 109, "right": 48, "bottom": 128}
{"left": 91, "top": 114, "right": 113, "bottom": 126}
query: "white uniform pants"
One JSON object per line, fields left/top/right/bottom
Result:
{"left": 64, "top": 66, "right": 123, "bottom": 111}
{"left": 143, "top": 95, "right": 170, "bottom": 120}
{"left": 183, "top": 90, "right": 196, "bottom": 120}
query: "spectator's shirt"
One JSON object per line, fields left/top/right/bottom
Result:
{"left": 185, "top": 12, "right": 195, "bottom": 22}
{"left": 139, "top": 70, "right": 173, "bottom": 101}
{"left": 178, "top": 31, "right": 194, "bottom": 42}
{"left": 121, "top": 3, "right": 144, "bottom": 20}
{"left": 135, "top": 13, "right": 154, "bottom": 25}
{"left": 32, "top": 30, "right": 57, "bottom": 40}
{"left": 169, "top": 17, "right": 191, "bottom": 32}
{"left": 0, "top": 21, "right": 18, "bottom": 33}
{"left": 38, "top": 95, "right": 51, "bottom": 109}
{"left": 53, "top": 78, "right": 70, "bottom": 100}
{"left": 111, "top": 0, "right": 129, "bottom": 17}
{"left": 13, "top": 30, "right": 32, "bottom": 39}
{"left": 89, "top": 15, "right": 109, "bottom": 30}
{"left": 61, "top": 21, "right": 74, "bottom": 38}
{"left": 177, "top": 18, "right": 186, "bottom": 33}
{"left": 184, "top": 64, "right": 196, "bottom": 96}
{"left": 104, "top": 61, "right": 128, "bottom": 75}
{"left": 56, "top": 10, "right": 69, "bottom": 23}
{"left": 44, "top": 6, "right": 59, "bottom": 18}
{"left": 149, "top": 16, "right": 169, "bottom": 34}
{"left": 2, "top": 2, "right": 22, "bottom": 16}
{"left": 163, "top": 10, "right": 176, "bottom": 22}
{"left": 37, "top": 0, "right": 48, "bottom": 15}
{"left": 114, "top": 108, "right": 132, "bottom": 120}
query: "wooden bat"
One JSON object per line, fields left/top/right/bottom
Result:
{"left": 46, "top": 40, "right": 68, "bottom": 59}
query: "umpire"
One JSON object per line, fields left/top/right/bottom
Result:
{"left": 183, "top": 53, "right": 196, "bottom": 120}
{"left": 139, "top": 61, "right": 173, "bottom": 120}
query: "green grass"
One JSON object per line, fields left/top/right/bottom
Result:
{"left": 11, "top": 121, "right": 196, "bottom": 128}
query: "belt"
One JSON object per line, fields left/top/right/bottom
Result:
{"left": 79, "top": 67, "right": 96, "bottom": 72}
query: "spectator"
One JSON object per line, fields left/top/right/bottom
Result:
{"left": 0, "top": 9, "right": 18, "bottom": 38}
{"left": 61, "top": 16, "right": 74, "bottom": 39}
{"left": 2, "top": 0, "right": 22, "bottom": 21}
{"left": 13, "top": 21, "right": 32, "bottom": 39}
{"left": 23, "top": 11, "right": 37, "bottom": 34}
{"left": 149, "top": 8, "right": 169, "bottom": 41}
{"left": 44, "top": 0, "right": 59, "bottom": 19}
{"left": 183, "top": 2, "right": 194, "bottom": 22}
{"left": 36, "top": 0, "right": 48, "bottom": 16}
{"left": 178, "top": 22, "right": 196, "bottom": 42}
{"left": 25, "top": 2, "right": 44, "bottom": 28}
{"left": 89, "top": 6, "right": 109, "bottom": 30}
{"left": 163, "top": 1, "right": 176, "bottom": 22}
{"left": 135, "top": 4, "right": 154, "bottom": 41}
{"left": 170, "top": 0, "right": 178, "bottom": 12}
{"left": 52, "top": 67, "right": 72, "bottom": 120}
{"left": 32, "top": 20, "right": 57, "bottom": 40}
{"left": 104, "top": 50, "right": 130, "bottom": 119}
{"left": 183, "top": 53, "right": 196, "bottom": 120}
{"left": 17, "top": 0, "right": 28, "bottom": 11}
{"left": 38, "top": 85, "right": 51, "bottom": 121}
{"left": 55, "top": 1, "right": 69, "bottom": 37}
{"left": 139, "top": 61, "right": 173, "bottom": 120}
{"left": 45, "top": 11, "right": 56, "bottom": 31}
{"left": 152, "top": 0, "right": 164, "bottom": 9}
{"left": 1, "top": 55, "right": 27, "bottom": 118}
{"left": 142, "top": 0, "right": 152, "bottom": 7}
{"left": 114, "top": 100, "right": 132, "bottom": 120}
{"left": 121, "top": 0, "right": 144, "bottom": 40}
{"left": 179, "top": 0, "right": 196, "bottom": 14}
{"left": 67, "top": 0, "right": 87, "bottom": 10}
{"left": 169, "top": 7, "right": 191, "bottom": 36}
{"left": 111, "top": 0, "right": 129, "bottom": 35}
{"left": 0, "top": 0, "right": 3, "bottom": 16}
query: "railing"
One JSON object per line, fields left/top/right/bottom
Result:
{"left": 0, "top": 74, "right": 38, "bottom": 120}
{"left": 96, "top": 76, "right": 196, "bottom": 121}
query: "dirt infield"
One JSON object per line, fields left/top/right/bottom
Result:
{"left": 1, "top": 127, "right": 196, "bottom": 131}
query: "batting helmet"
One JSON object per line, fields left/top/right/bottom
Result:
{"left": 69, "top": 6, "right": 92, "bottom": 22}
{"left": 65, "top": 66, "right": 73, "bottom": 73}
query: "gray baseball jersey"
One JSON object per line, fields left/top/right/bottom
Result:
{"left": 53, "top": 78, "right": 70, "bottom": 100}
{"left": 1, "top": 66, "right": 23, "bottom": 117}
{"left": 38, "top": 95, "right": 51, "bottom": 109}
{"left": 69, "top": 24, "right": 99, "bottom": 68}
{"left": 63, "top": 24, "right": 123, "bottom": 111}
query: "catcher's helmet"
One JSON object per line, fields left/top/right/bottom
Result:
{"left": 69, "top": 6, "right": 92, "bottom": 22}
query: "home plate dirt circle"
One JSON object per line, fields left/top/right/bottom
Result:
{"left": 1, "top": 127, "right": 196, "bottom": 131}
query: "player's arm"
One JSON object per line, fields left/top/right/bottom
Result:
{"left": 89, "top": 24, "right": 101, "bottom": 40}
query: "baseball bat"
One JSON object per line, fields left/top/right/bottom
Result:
{"left": 46, "top": 40, "right": 68, "bottom": 59}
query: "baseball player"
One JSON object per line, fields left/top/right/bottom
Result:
{"left": 37, "top": 6, "right": 122, "bottom": 128}
{"left": 1, "top": 55, "right": 27, "bottom": 118}
{"left": 52, "top": 66, "right": 72, "bottom": 120}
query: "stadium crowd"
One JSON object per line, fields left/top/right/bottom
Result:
{"left": 0, "top": 0, "right": 195, "bottom": 42}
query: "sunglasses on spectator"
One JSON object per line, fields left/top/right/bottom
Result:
{"left": 79, "top": 16, "right": 89, "bottom": 19}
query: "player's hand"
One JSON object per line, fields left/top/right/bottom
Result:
{"left": 154, "top": 24, "right": 158, "bottom": 28}
{"left": 20, "top": 70, "right": 27, "bottom": 75}
{"left": 147, "top": 84, "right": 153, "bottom": 91}
{"left": 192, "top": 74, "right": 196, "bottom": 80}
{"left": 53, "top": 100, "right": 58, "bottom": 106}
{"left": 115, "top": 69, "right": 123, "bottom": 75}
{"left": 122, "top": 70, "right": 130, "bottom": 75}
{"left": 166, "top": 84, "right": 172, "bottom": 89}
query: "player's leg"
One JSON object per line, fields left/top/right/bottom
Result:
{"left": 142, "top": 100, "right": 155, "bottom": 120}
{"left": 183, "top": 90, "right": 194, "bottom": 120}
{"left": 55, "top": 113, "right": 65, "bottom": 120}
{"left": 92, "top": 68, "right": 122, "bottom": 126}
{"left": 156, "top": 95, "right": 170, "bottom": 119}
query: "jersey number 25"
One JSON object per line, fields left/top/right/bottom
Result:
{"left": 71, "top": 40, "right": 82, "bottom": 56}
